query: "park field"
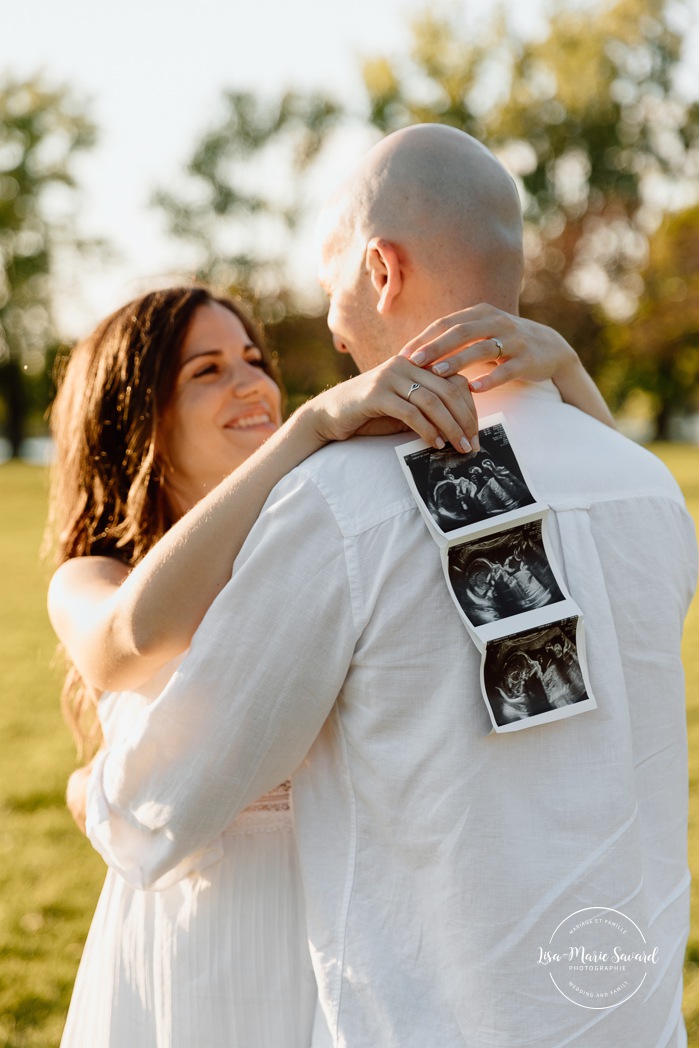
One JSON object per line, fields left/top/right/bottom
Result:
{"left": 0, "top": 449, "right": 698, "bottom": 1046}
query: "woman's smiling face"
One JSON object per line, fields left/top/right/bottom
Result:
{"left": 159, "top": 301, "right": 282, "bottom": 515}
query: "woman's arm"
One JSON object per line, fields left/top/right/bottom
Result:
{"left": 48, "top": 355, "right": 478, "bottom": 694}
{"left": 49, "top": 309, "right": 613, "bottom": 697}
{"left": 399, "top": 304, "right": 616, "bottom": 429}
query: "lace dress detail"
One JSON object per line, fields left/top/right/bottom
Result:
{"left": 245, "top": 780, "right": 291, "bottom": 813}
{"left": 226, "top": 781, "right": 293, "bottom": 836}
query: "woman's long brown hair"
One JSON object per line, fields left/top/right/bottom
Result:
{"left": 45, "top": 286, "right": 279, "bottom": 759}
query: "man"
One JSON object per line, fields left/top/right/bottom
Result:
{"left": 87, "top": 125, "right": 697, "bottom": 1045}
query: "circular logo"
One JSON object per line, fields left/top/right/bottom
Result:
{"left": 537, "top": 907, "right": 660, "bottom": 1009}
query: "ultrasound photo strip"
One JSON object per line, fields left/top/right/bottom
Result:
{"left": 398, "top": 416, "right": 546, "bottom": 542}
{"left": 480, "top": 616, "right": 596, "bottom": 732}
{"left": 396, "top": 412, "right": 598, "bottom": 733}
{"left": 443, "top": 514, "right": 580, "bottom": 647}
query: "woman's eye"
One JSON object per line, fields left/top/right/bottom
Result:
{"left": 193, "top": 364, "right": 218, "bottom": 378}
{"left": 245, "top": 354, "right": 267, "bottom": 370}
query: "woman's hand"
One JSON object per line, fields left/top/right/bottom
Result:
{"left": 398, "top": 304, "right": 616, "bottom": 428}
{"left": 398, "top": 303, "right": 578, "bottom": 392}
{"left": 304, "top": 354, "right": 480, "bottom": 453}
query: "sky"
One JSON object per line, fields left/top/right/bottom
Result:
{"left": 2, "top": 0, "right": 698, "bottom": 337}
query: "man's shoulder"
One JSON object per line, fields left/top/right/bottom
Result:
{"left": 496, "top": 394, "right": 686, "bottom": 508}
{"left": 291, "top": 434, "right": 419, "bottom": 538}
{"left": 266, "top": 392, "right": 688, "bottom": 541}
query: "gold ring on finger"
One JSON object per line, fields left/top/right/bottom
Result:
{"left": 491, "top": 337, "right": 504, "bottom": 361}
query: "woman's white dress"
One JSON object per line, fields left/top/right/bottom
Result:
{"left": 61, "top": 663, "right": 317, "bottom": 1048}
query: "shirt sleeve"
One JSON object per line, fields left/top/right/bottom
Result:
{"left": 85, "top": 468, "right": 359, "bottom": 889}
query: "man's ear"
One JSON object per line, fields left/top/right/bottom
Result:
{"left": 365, "top": 237, "right": 403, "bottom": 314}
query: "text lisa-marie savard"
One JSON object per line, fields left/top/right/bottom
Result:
{"left": 537, "top": 946, "right": 660, "bottom": 967}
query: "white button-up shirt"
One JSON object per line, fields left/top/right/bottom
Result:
{"left": 88, "top": 380, "right": 697, "bottom": 1047}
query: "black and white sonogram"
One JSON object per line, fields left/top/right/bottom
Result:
{"left": 447, "top": 519, "right": 565, "bottom": 626}
{"left": 481, "top": 617, "right": 594, "bottom": 730}
{"left": 401, "top": 421, "right": 536, "bottom": 534}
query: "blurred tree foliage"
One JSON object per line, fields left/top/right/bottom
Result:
{"left": 154, "top": 90, "right": 342, "bottom": 315}
{"left": 604, "top": 204, "right": 699, "bottom": 434}
{"left": 0, "top": 75, "right": 95, "bottom": 456}
{"left": 362, "top": 0, "right": 699, "bottom": 433}
{"left": 157, "top": 0, "right": 698, "bottom": 432}
{"left": 265, "top": 310, "right": 357, "bottom": 415}
{"left": 154, "top": 90, "right": 349, "bottom": 402}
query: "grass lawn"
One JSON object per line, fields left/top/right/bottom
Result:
{"left": 0, "top": 448, "right": 697, "bottom": 1046}
{"left": 0, "top": 465, "right": 106, "bottom": 1048}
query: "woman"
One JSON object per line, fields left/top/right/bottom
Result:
{"left": 47, "top": 286, "right": 614, "bottom": 1046}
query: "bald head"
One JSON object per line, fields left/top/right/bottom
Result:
{"left": 320, "top": 124, "right": 524, "bottom": 319}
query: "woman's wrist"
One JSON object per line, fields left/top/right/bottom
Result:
{"left": 549, "top": 350, "right": 616, "bottom": 427}
{"left": 281, "top": 396, "right": 333, "bottom": 454}
{"left": 549, "top": 341, "right": 582, "bottom": 387}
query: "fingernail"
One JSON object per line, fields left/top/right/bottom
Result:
{"left": 432, "top": 362, "right": 450, "bottom": 375}
{"left": 411, "top": 351, "right": 426, "bottom": 365}
{"left": 460, "top": 437, "right": 472, "bottom": 453}
{"left": 435, "top": 436, "right": 445, "bottom": 449}
{"left": 471, "top": 435, "right": 480, "bottom": 452}
{"left": 470, "top": 380, "right": 483, "bottom": 391}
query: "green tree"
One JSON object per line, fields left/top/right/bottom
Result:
{"left": 604, "top": 205, "right": 699, "bottom": 435}
{"left": 362, "top": 0, "right": 698, "bottom": 382}
{"left": 157, "top": 0, "right": 699, "bottom": 424}
{"left": 154, "top": 90, "right": 342, "bottom": 316}
{"left": 155, "top": 89, "right": 352, "bottom": 401}
{"left": 0, "top": 75, "right": 96, "bottom": 457}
